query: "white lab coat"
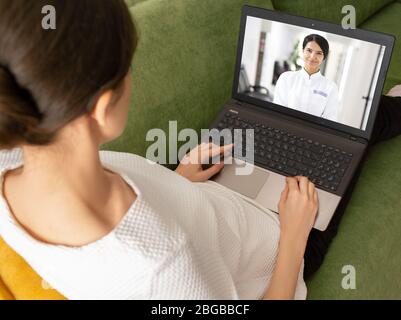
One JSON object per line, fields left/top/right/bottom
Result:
{"left": 273, "top": 68, "right": 340, "bottom": 121}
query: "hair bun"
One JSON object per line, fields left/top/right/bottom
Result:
{"left": 0, "top": 65, "right": 49, "bottom": 149}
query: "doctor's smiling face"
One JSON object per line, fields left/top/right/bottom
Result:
{"left": 302, "top": 34, "right": 329, "bottom": 76}
{"left": 303, "top": 41, "right": 324, "bottom": 74}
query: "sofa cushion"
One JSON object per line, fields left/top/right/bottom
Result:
{"left": 0, "top": 237, "right": 65, "bottom": 300}
{"left": 359, "top": 2, "right": 401, "bottom": 93}
{"left": 271, "top": 0, "right": 394, "bottom": 26}
{"left": 0, "top": 276, "right": 14, "bottom": 300}
{"left": 103, "top": 0, "right": 274, "bottom": 158}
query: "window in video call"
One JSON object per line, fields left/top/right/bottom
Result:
{"left": 238, "top": 16, "right": 386, "bottom": 131}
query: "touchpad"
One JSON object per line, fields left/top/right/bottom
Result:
{"left": 212, "top": 162, "right": 269, "bottom": 199}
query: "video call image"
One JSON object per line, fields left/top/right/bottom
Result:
{"left": 238, "top": 16, "right": 386, "bottom": 130}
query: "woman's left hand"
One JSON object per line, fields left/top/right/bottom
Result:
{"left": 175, "top": 142, "right": 233, "bottom": 182}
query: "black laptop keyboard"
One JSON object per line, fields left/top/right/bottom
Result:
{"left": 214, "top": 112, "right": 353, "bottom": 192}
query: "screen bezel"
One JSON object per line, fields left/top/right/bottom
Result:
{"left": 232, "top": 5, "right": 395, "bottom": 141}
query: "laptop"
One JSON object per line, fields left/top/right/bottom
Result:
{"left": 205, "top": 5, "right": 395, "bottom": 231}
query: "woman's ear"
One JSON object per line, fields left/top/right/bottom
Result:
{"left": 90, "top": 90, "right": 114, "bottom": 127}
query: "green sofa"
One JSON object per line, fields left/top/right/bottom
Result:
{"left": 104, "top": 0, "right": 401, "bottom": 299}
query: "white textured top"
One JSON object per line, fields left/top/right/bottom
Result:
{"left": 274, "top": 68, "right": 340, "bottom": 121}
{"left": 0, "top": 149, "right": 307, "bottom": 300}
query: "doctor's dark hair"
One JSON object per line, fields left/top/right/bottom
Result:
{"left": 302, "top": 34, "right": 329, "bottom": 60}
{"left": 0, "top": 0, "right": 138, "bottom": 149}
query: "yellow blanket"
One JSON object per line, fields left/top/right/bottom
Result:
{"left": 0, "top": 237, "right": 65, "bottom": 300}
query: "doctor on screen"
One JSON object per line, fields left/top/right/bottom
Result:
{"left": 273, "top": 34, "right": 340, "bottom": 121}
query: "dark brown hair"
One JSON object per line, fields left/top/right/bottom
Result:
{"left": 0, "top": 0, "right": 137, "bottom": 149}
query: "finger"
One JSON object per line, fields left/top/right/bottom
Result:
{"left": 185, "top": 143, "right": 204, "bottom": 165}
{"left": 313, "top": 189, "right": 319, "bottom": 206}
{"left": 204, "top": 142, "right": 234, "bottom": 151}
{"left": 280, "top": 182, "right": 289, "bottom": 201}
{"left": 200, "top": 142, "right": 219, "bottom": 162}
{"left": 215, "top": 143, "right": 234, "bottom": 162}
{"left": 203, "top": 143, "right": 233, "bottom": 164}
{"left": 202, "top": 142, "right": 213, "bottom": 150}
{"left": 198, "top": 143, "right": 216, "bottom": 164}
{"left": 286, "top": 176, "right": 299, "bottom": 193}
{"left": 308, "top": 180, "right": 315, "bottom": 198}
{"left": 221, "top": 144, "right": 234, "bottom": 163}
{"left": 278, "top": 183, "right": 289, "bottom": 211}
{"left": 209, "top": 143, "right": 233, "bottom": 157}
{"left": 222, "top": 143, "right": 234, "bottom": 154}
{"left": 197, "top": 162, "right": 224, "bottom": 181}
{"left": 298, "top": 176, "right": 309, "bottom": 196}
{"left": 313, "top": 190, "right": 319, "bottom": 219}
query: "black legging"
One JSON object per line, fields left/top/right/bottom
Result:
{"left": 304, "top": 95, "right": 401, "bottom": 280}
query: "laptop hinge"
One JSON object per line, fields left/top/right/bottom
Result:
{"left": 349, "top": 135, "right": 357, "bottom": 141}
{"left": 349, "top": 135, "right": 368, "bottom": 145}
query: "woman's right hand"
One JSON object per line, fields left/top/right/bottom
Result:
{"left": 278, "top": 176, "right": 319, "bottom": 247}
{"left": 264, "top": 176, "right": 319, "bottom": 300}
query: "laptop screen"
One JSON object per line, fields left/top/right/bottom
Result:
{"left": 235, "top": 7, "right": 394, "bottom": 138}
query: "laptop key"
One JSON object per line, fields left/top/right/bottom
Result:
{"left": 225, "top": 115, "right": 351, "bottom": 192}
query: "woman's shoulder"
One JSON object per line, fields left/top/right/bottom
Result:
{"left": 99, "top": 150, "right": 145, "bottom": 165}
{"left": 99, "top": 150, "right": 181, "bottom": 192}
{"left": 99, "top": 150, "right": 168, "bottom": 172}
